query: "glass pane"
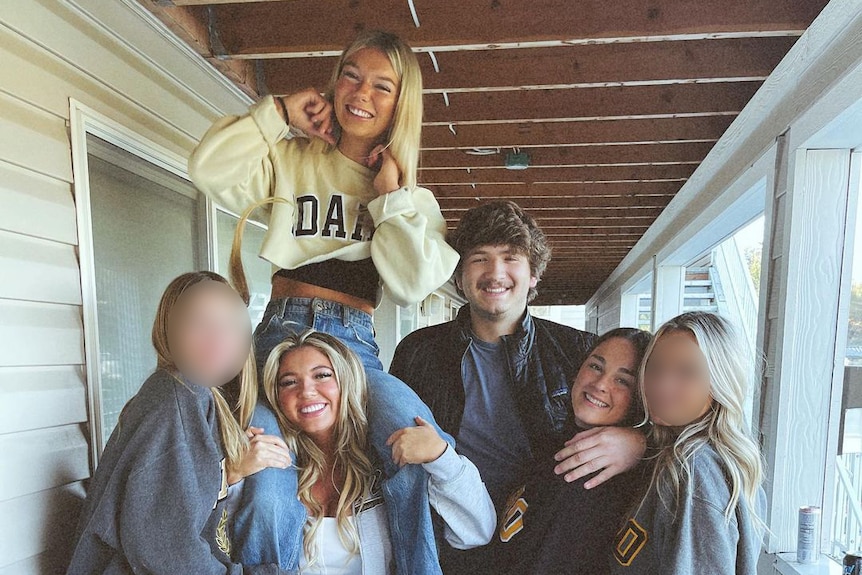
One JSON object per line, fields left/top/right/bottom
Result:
{"left": 529, "top": 305, "right": 586, "bottom": 330}
{"left": 683, "top": 215, "right": 764, "bottom": 422}
{"left": 87, "top": 135, "right": 201, "bottom": 449}
{"left": 831, "top": 159, "right": 862, "bottom": 557}
{"left": 215, "top": 210, "right": 271, "bottom": 327}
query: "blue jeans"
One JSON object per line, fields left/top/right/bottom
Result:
{"left": 233, "top": 297, "right": 453, "bottom": 575}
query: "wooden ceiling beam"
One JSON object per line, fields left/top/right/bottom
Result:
{"left": 205, "top": 0, "right": 825, "bottom": 58}
{"left": 441, "top": 206, "right": 666, "bottom": 219}
{"left": 421, "top": 115, "right": 734, "bottom": 149}
{"left": 168, "top": 0, "right": 280, "bottom": 4}
{"left": 430, "top": 180, "right": 683, "bottom": 198}
{"left": 444, "top": 216, "right": 653, "bottom": 227}
{"left": 423, "top": 82, "right": 760, "bottom": 123}
{"left": 263, "top": 36, "right": 794, "bottom": 94}
{"left": 421, "top": 163, "right": 694, "bottom": 184}
{"left": 437, "top": 195, "right": 673, "bottom": 209}
{"left": 420, "top": 141, "right": 714, "bottom": 168}
{"left": 135, "top": 1, "right": 259, "bottom": 96}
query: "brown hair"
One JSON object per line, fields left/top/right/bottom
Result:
{"left": 151, "top": 271, "right": 255, "bottom": 466}
{"left": 586, "top": 327, "right": 653, "bottom": 427}
{"left": 447, "top": 201, "right": 551, "bottom": 302}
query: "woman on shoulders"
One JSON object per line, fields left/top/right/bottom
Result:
{"left": 189, "top": 30, "right": 458, "bottom": 574}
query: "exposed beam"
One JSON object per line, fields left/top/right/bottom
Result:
{"left": 264, "top": 36, "right": 795, "bottom": 94}
{"left": 444, "top": 216, "right": 654, "bottom": 228}
{"left": 206, "top": 0, "right": 825, "bottom": 58}
{"left": 421, "top": 164, "right": 695, "bottom": 184}
{"left": 167, "top": 0, "right": 281, "bottom": 4}
{"left": 421, "top": 116, "right": 734, "bottom": 149}
{"left": 437, "top": 195, "right": 674, "bottom": 209}
{"left": 136, "top": 1, "right": 259, "bottom": 96}
{"left": 420, "top": 141, "right": 714, "bottom": 168}
{"left": 423, "top": 82, "right": 760, "bottom": 123}
{"left": 441, "top": 206, "right": 666, "bottom": 218}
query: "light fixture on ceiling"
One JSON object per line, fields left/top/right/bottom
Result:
{"left": 505, "top": 148, "right": 530, "bottom": 170}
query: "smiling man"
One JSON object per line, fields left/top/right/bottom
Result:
{"left": 390, "top": 201, "right": 647, "bottom": 574}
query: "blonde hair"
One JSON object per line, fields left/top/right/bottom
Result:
{"left": 261, "top": 330, "right": 375, "bottom": 566}
{"left": 151, "top": 271, "right": 255, "bottom": 466}
{"left": 323, "top": 29, "right": 424, "bottom": 191}
{"left": 639, "top": 312, "right": 763, "bottom": 523}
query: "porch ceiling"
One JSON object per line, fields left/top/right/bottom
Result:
{"left": 137, "top": 0, "right": 827, "bottom": 305}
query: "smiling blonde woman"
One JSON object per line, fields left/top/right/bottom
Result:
{"left": 189, "top": 30, "right": 460, "bottom": 575}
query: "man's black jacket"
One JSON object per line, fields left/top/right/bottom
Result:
{"left": 390, "top": 305, "right": 597, "bottom": 460}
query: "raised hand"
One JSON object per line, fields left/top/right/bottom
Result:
{"left": 279, "top": 88, "right": 336, "bottom": 145}
{"left": 366, "top": 144, "right": 402, "bottom": 196}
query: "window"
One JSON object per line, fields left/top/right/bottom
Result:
{"left": 71, "top": 104, "right": 260, "bottom": 460}
{"left": 529, "top": 305, "right": 587, "bottom": 330}
{"left": 83, "top": 134, "right": 203, "bottom": 450}
{"left": 620, "top": 274, "right": 653, "bottom": 332}
{"left": 830, "top": 152, "right": 862, "bottom": 558}
{"left": 682, "top": 215, "right": 764, "bottom": 421}
{"left": 214, "top": 209, "right": 271, "bottom": 326}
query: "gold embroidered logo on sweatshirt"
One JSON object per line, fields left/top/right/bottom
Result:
{"left": 499, "top": 485, "right": 528, "bottom": 542}
{"left": 216, "top": 508, "right": 231, "bottom": 556}
{"left": 613, "top": 518, "right": 648, "bottom": 566}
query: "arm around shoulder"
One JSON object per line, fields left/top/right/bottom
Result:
{"left": 423, "top": 446, "right": 496, "bottom": 549}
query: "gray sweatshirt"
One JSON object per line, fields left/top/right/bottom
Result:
{"left": 610, "top": 443, "right": 766, "bottom": 575}
{"left": 66, "top": 369, "right": 291, "bottom": 575}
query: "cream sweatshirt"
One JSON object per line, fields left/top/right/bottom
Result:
{"left": 188, "top": 95, "right": 459, "bottom": 307}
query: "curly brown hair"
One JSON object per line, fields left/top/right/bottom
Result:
{"left": 447, "top": 201, "right": 551, "bottom": 303}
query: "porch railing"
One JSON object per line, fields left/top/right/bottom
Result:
{"left": 831, "top": 452, "right": 862, "bottom": 557}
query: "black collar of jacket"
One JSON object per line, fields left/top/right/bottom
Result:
{"left": 451, "top": 303, "right": 536, "bottom": 360}
{"left": 447, "top": 305, "right": 580, "bottom": 453}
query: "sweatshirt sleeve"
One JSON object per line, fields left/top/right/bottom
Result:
{"left": 367, "top": 186, "right": 460, "bottom": 307}
{"left": 656, "top": 494, "right": 739, "bottom": 575}
{"left": 422, "top": 445, "right": 496, "bottom": 549}
{"left": 116, "top": 416, "right": 291, "bottom": 574}
{"left": 188, "top": 96, "right": 291, "bottom": 219}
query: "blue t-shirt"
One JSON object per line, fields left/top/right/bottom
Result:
{"left": 456, "top": 335, "right": 533, "bottom": 510}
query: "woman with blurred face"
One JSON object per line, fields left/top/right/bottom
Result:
{"left": 610, "top": 312, "right": 765, "bottom": 575}
{"left": 493, "top": 328, "right": 652, "bottom": 575}
{"left": 67, "top": 272, "right": 291, "bottom": 575}
{"left": 252, "top": 331, "right": 494, "bottom": 574}
{"left": 189, "top": 30, "right": 458, "bottom": 575}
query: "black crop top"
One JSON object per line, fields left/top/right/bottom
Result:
{"left": 275, "top": 258, "right": 380, "bottom": 305}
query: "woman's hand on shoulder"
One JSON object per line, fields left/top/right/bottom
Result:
{"left": 385, "top": 416, "right": 447, "bottom": 467}
{"left": 281, "top": 88, "right": 336, "bottom": 145}
{"left": 226, "top": 426, "right": 292, "bottom": 485}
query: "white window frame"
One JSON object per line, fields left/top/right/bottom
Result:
{"left": 69, "top": 99, "right": 215, "bottom": 467}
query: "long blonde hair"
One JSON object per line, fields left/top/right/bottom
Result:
{"left": 262, "top": 330, "right": 375, "bottom": 565}
{"left": 640, "top": 312, "right": 763, "bottom": 523}
{"left": 323, "top": 29, "right": 423, "bottom": 191}
{"left": 151, "top": 271, "right": 255, "bottom": 466}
